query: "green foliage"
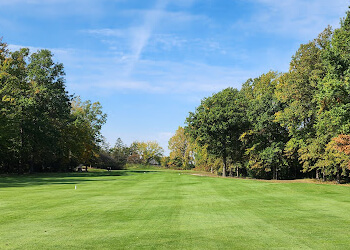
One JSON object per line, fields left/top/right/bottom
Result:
{"left": 186, "top": 87, "right": 248, "bottom": 176}
{"left": 241, "top": 71, "right": 290, "bottom": 179}
{"left": 192, "top": 142, "right": 221, "bottom": 173}
{"left": 160, "top": 156, "right": 171, "bottom": 168}
{"left": 127, "top": 141, "right": 164, "bottom": 165}
{"left": 182, "top": 8, "right": 350, "bottom": 182}
{"left": 109, "top": 138, "right": 129, "bottom": 169}
{"left": 168, "top": 126, "right": 194, "bottom": 169}
{"left": 0, "top": 41, "right": 107, "bottom": 173}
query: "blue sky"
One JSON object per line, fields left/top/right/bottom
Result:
{"left": 1, "top": 0, "right": 349, "bottom": 154}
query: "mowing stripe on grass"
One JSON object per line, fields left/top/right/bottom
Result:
{"left": 1, "top": 170, "right": 350, "bottom": 249}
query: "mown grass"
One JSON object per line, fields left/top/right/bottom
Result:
{"left": 1, "top": 169, "right": 350, "bottom": 249}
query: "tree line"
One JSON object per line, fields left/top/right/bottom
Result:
{"left": 0, "top": 41, "right": 109, "bottom": 173}
{"left": 0, "top": 40, "right": 166, "bottom": 173}
{"left": 100, "top": 138, "right": 164, "bottom": 169}
{"left": 168, "top": 8, "right": 350, "bottom": 183}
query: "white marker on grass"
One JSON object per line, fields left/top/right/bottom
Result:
{"left": 75, "top": 185, "right": 77, "bottom": 190}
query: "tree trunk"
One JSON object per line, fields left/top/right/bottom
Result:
{"left": 272, "top": 166, "right": 276, "bottom": 180}
{"left": 229, "top": 167, "right": 233, "bottom": 177}
{"left": 316, "top": 169, "right": 319, "bottom": 180}
{"left": 337, "top": 168, "right": 340, "bottom": 184}
{"left": 322, "top": 168, "right": 326, "bottom": 182}
{"left": 222, "top": 155, "right": 227, "bottom": 177}
{"left": 210, "top": 166, "right": 213, "bottom": 173}
{"left": 236, "top": 166, "right": 239, "bottom": 177}
{"left": 29, "top": 154, "right": 34, "bottom": 174}
{"left": 20, "top": 127, "right": 23, "bottom": 169}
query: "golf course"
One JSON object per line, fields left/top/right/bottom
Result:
{"left": 1, "top": 168, "right": 350, "bottom": 249}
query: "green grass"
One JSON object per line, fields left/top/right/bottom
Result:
{"left": 1, "top": 170, "right": 350, "bottom": 249}
{"left": 124, "top": 163, "right": 165, "bottom": 171}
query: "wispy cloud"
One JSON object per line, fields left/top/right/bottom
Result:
{"left": 5, "top": 43, "right": 273, "bottom": 97}
{"left": 85, "top": 28, "right": 125, "bottom": 37}
{"left": 0, "top": 0, "right": 105, "bottom": 18}
{"left": 84, "top": 1, "right": 175, "bottom": 76}
{"left": 8, "top": 44, "right": 71, "bottom": 56}
{"left": 125, "top": 0, "right": 169, "bottom": 75}
{"left": 147, "top": 34, "right": 228, "bottom": 56}
{"left": 150, "top": 34, "right": 188, "bottom": 50}
{"left": 8, "top": 0, "right": 347, "bottom": 97}
{"left": 66, "top": 55, "right": 257, "bottom": 96}
{"left": 5, "top": 0, "right": 348, "bottom": 150}
{"left": 121, "top": 9, "right": 211, "bottom": 26}
{"left": 0, "top": 0, "right": 104, "bottom": 5}
{"left": 234, "top": 0, "right": 349, "bottom": 39}
{"left": 83, "top": 7, "right": 212, "bottom": 56}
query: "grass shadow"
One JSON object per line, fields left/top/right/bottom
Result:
{"left": 0, "top": 170, "right": 129, "bottom": 188}
{"left": 127, "top": 170, "right": 159, "bottom": 173}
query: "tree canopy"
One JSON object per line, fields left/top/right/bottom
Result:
{"left": 0, "top": 41, "right": 107, "bottom": 173}
{"left": 182, "top": 8, "right": 350, "bottom": 182}
{"left": 186, "top": 88, "right": 248, "bottom": 176}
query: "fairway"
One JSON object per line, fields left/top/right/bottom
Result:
{"left": 1, "top": 170, "right": 350, "bottom": 249}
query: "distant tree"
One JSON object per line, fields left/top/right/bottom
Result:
{"left": 332, "top": 134, "right": 350, "bottom": 155}
{"left": 141, "top": 141, "right": 164, "bottom": 165}
{"left": 168, "top": 127, "right": 194, "bottom": 169}
{"left": 128, "top": 141, "right": 164, "bottom": 165}
{"left": 186, "top": 88, "right": 248, "bottom": 177}
{"left": 329, "top": 134, "right": 350, "bottom": 182}
{"left": 127, "top": 153, "right": 143, "bottom": 164}
{"left": 312, "top": 8, "right": 350, "bottom": 182}
{"left": 181, "top": 7, "right": 350, "bottom": 182}
{"left": 0, "top": 40, "right": 108, "bottom": 173}
{"left": 0, "top": 47, "right": 73, "bottom": 172}
{"left": 160, "top": 156, "right": 171, "bottom": 168}
{"left": 192, "top": 142, "right": 222, "bottom": 173}
{"left": 0, "top": 42, "right": 30, "bottom": 172}
{"left": 26, "top": 49, "right": 72, "bottom": 172}
{"left": 110, "top": 138, "right": 129, "bottom": 168}
{"left": 240, "top": 71, "right": 290, "bottom": 179}
{"left": 68, "top": 96, "right": 107, "bottom": 167}
{"left": 274, "top": 28, "right": 331, "bottom": 177}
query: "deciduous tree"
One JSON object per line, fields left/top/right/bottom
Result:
{"left": 186, "top": 88, "right": 248, "bottom": 177}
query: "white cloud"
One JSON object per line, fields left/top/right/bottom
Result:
{"left": 0, "top": 0, "right": 105, "bottom": 5}
{"left": 85, "top": 29, "right": 125, "bottom": 37}
{"left": 234, "top": 0, "right": 349, "bottom": 39}
{"left": 0, "top": 0, "right": 105, "bottom": 18}
{"left": 8, "top": 44, "right": 71, "bottom": 55}
{"left": 66, "top": 55, "right": 258, "bottom": 96}
{"left": 122, "top": 0, "right": 170, "bottom": 76}
{"left": 6, "top": 42, "right": 285, "bottom": 98}
{"left": 5, "top": 41, "right": 269, "bottom": 97}
{"left": 150, "top": 34, "right": 188, "bottom": 50}
{"left": 9, "top": 0, "right": 346, "bottom": 97}
{"left": 120, "top": 9, "right": 209, "bottom": 25}
{"left": 147, "top": 34, "right": 229, "bottom": 55}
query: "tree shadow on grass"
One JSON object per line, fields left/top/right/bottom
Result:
{"left": 127, "top": 170, "right": 159, "bottom": 173}
{"left": 0, "top": 170, "right": 130, "bottom": 188}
